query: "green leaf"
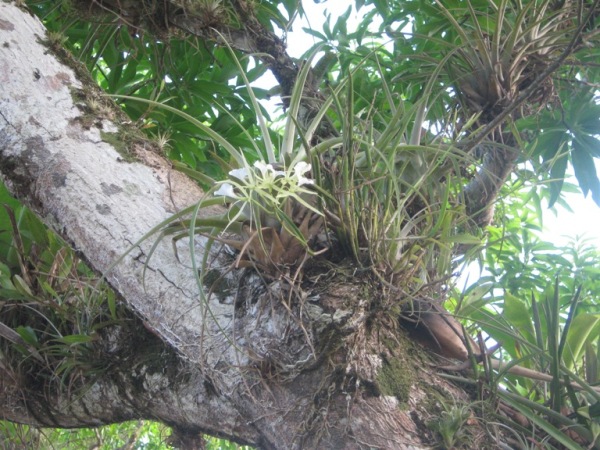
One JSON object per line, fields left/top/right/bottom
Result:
{"left": 574, "top": 132, "right": 600, "bottom": 158}
{"left": 12, "top": 274, "right": 33, "bottom": 298}
{"left": 584, "top": 341, "right": 598, "bottom": 385}
{"left": 0, "top": 261, "right": 12, "bottom": 285}
{"left": 547, "top": 151, "right": 568, "bottom": 208}
{"left": 442, "top": 233, "right": 482, "bottom": 244}
{"left": 503, "top": 291, "right": 535, "bottom": 346}
{"left": 562, "top": 313, "right": 600, "bottom": 370}
{"left": 21, "top": 209, "right": 49, "bottom": 248}
{"left": 302, "top": 27, "right": 328, "bottom": 41}
{"left": 571, "top": 141, "right": 600, "bottom": 205}
{"left": 500, "top": 391, "right": 592, "bottom": 448}
{"left": 16, "top": 326, "right": 38, "bottom": 346}
{"left": 458, "top": 282, "right": 493, "bottom": 316}
{"left": 332, "top": 6, "right": 352, "bottom": 39}
{"left": 57, "top": 334, "right": 95, "bottom": 345}
{"left": 532, "top": 129, "right": 569, "bottom": 207}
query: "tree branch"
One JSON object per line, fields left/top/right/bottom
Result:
{"left": 0, "top": 318, "right": 259, "bottom": 445}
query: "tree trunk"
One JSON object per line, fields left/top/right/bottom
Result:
{"left": 0, "top": 3, "right": 487, "bottom": 448}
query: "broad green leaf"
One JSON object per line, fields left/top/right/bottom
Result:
{"left": 547, "top": 146, "right": 568, "bottom": 208}
{"left": 21, "top": 209, "right": 49, "bottom": 248}
{"left": 302, "top": 27, "right": 328, "bottom": 41}
{"left": 458, "top": 282, "right": 493, "bottom": 316}
{"left": 503, "top": 291, "right": 535, "bottom": 345}
{"left": 562, "top": 314, "right": 600, "bottom": 370}
{"left": 571, "top": 142, "right": 600, "bottom": 205}
{"left": 441, "top": 233, "right": 481, "bottom": 244}
{"left": 574, "top": 132, "right": 600, "bottom": 158}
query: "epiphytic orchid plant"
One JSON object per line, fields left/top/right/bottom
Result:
{"left": 111, "top": 45, "right": 335, "bottom": 280}
{"left": 213, "top": 159, "right": 325, "bottom": 272}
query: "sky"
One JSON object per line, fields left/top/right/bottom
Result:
{"left": 288, "top": 2, "right": 600, "bottom": 248}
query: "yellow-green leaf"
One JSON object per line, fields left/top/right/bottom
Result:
{"left": 562, "top": 314, "right": 600, "bottom": 370}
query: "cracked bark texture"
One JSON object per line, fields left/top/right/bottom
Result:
{"left": 0, "top": 3, "right": 489, "bottom": 449}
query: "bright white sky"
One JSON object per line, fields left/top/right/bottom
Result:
{"left": 542, "top": 177, "right": 600, "bottom": 246}
{"left": 261, "top": 1, "right": 600, "bottom": 248}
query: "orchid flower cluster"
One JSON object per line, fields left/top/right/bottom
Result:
{"left": 214, "top": 160, "right": 321, "bottom": 226}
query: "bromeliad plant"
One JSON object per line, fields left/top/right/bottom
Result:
{"left": 115, "top": 40, "right": 476, "bottom": 306}
{"left": 137, "top": 61, "right": 477, "bottom": 292}
{"left": 437, "top": 0, "right": 571, "bottom": 120}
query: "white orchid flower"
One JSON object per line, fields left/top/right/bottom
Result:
{"left": 229, "top": 167, "right": 249, "bottom": 180}
{"left": 254, "top": 161, "right": 285, "bottom": 179}
{"left": 214, "top": 183, "right": 238, "bottom": 198}
{"left": 292, "top": 161, "right": 314, "bottom": 185}
{"left": 217, "top": 158, "right": 321, "bottom": 226}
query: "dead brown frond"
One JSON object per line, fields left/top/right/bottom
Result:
{"left": 229, "top": 201, "right": 326, "bottom": 277}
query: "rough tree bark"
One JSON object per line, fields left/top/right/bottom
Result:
{"left": 0, "top": 3, "right": 494, "bottom": 449}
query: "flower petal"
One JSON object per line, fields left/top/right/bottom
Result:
{"left": 294, "top": 161, "right": 311, "bottom": 175}
{"left": 293, "top": 162, "right": 313, "bottom": 185}
{"left": 253, "top": 160, "right": 270, "bottom": 176}
{"left": 214, "top": 183, "right": 237, "bottom": 198}
{"left": 229, "top": 167, "right": 249, "bottom": 180}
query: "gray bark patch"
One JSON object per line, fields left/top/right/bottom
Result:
{"left": 101, "top": 182, "right": 123, "bottom": 196}
{"left": 51, "top": 171, "right": 67, "bottom": 187}
{"left": 0, "top": 19, "right": 15, "bottom": 31}
{"left": 96, "top": 204, "right": 111, "bottom": 215}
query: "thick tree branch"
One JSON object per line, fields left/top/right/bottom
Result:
{"left": 1, "top": 318, "right": 259, "bottom": 445}
{"left": 85, "top": 0, "right": 310, "bottom": 102}
{"left": 173, "top": 0, "right": 302, "bottom": 98}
